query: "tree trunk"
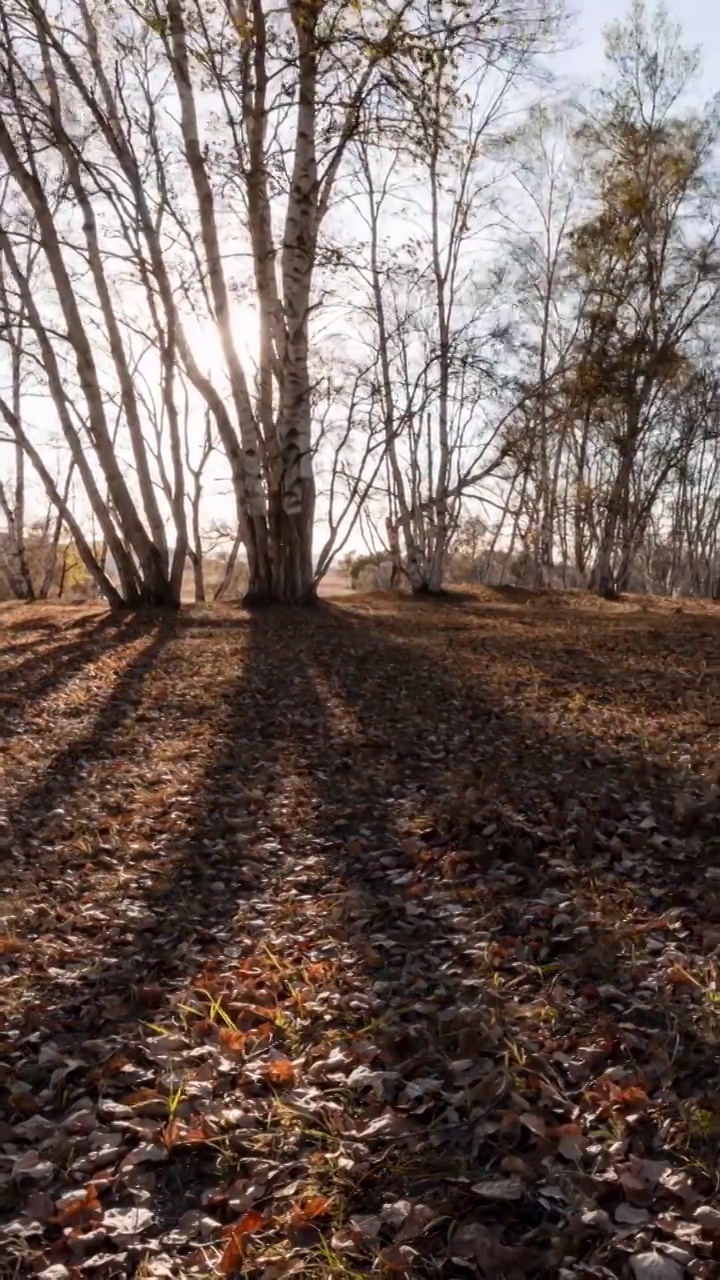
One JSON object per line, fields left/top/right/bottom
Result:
{"left": 0, "top": 119, "right": 174, "bottom": 607}
{"left": 426, "top": 495, "right": 449, "bottom": 594}
{"left": 0, "top": 479, "right": 34, "bottom": 600}
{"left": 39, "top": 465, "right": 74, "bottom": 598}
{"left": 591, "top": 450, "right": 634, "bottom": 598}
{"left": 213, "top": 527, "right": 243, "bottom": 601}
{"left": 263, "top": 480, "right": 316, "bottom": 605}
{"left": 0, "top": 416, "right": 122, "bottom": 608}
{"left": 191, "top": 551, "right": 205, "bottom": 604}
{"left": 188, "top": 488, "right": 205, "bottom": 603}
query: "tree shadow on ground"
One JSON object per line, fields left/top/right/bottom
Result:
{"left": 1, "top": 617, "right": 171, "bottom": 838}
{"left": 228, "top": 605, "right": 720, "bottom": 1263}
{"left": 353, "top": 592, "right": 720, "bottom": 725}
{"left": 0, "top": 611, "right": 151, "bottom": 734}
{"left": 3, "top": 602, "right": 720, "bottom": 1275}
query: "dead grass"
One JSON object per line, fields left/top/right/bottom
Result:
{"left": 1, "top": 590, "right": 720, "bottom": 1279}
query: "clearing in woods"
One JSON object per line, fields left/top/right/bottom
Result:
{"left": 1, "top": 589, "right": 720, "bottom": 1278}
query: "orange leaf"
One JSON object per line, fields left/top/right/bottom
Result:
{"left": 287, "top": 1195, "right": 333, "bottom": 1226}
{"left": 101, "top": 1052, "right": 131, "bottom": 1074}
{"left": 161, "top": 1116, "right": 212, "bottom": 1147}
{"left": 378, "top": 1243, "right": 417, "bottom": 1272}
{"left": 0, "top": 934, "right": 27, "bottom": 957}
{"left": 219, "top": 1210, "right": 264, "bottom": 1274}
{"left": 247, "top": 1021, "right": 274, "bottom": 1043}
{"left": 248, "top": 1003, "right": 280, "bottom": 1021}
{"left": 617, "top": 1085, "right": 649, "bottom": 1106}
{"left": 190, "top": 1017, "right": 213, "bottom": 1039}
{"left": 266, "top": 1057, "right": 296, "bottom": 1085}
{"left": 56, "top": 1183, "right": 102, "bottom": 1226}
{"left": 218, "top": 1027, "right": 247, "bottom": 1053}
{"left": 184, "top": 1127, "right": 209, "bottom": 1143}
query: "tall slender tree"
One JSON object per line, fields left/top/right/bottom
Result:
{"left": 568, "top": 0, "right": 720, "bottom": 597}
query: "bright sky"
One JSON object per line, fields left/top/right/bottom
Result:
{"left": 566, "top": 0, "right": 719, "bottom": 95}
{"left": 2, "top": 0, "right": 719, "bottom": 553}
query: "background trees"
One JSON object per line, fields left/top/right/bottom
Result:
{"left": 0, "top": 0, "right": 718, "bottom": 605}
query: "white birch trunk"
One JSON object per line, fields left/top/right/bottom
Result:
{"left": 34, "top": 26, "right": 167, "bottom": 570}
{"left": 44, "top": 0, "right": 258, "bottom": 594}
{"left": 166, "top": 0, "right": 272, "bottom": 599}
{"left": 0, "top": 117, "right": 172, "bottom": 604}
{"left": 0, "top": 225, "right": 140, "bottom": 602}
{"left": 0, "top": 400, "right": 122, "bottom": 607}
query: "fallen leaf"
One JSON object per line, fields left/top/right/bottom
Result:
{"left": 378, "top": 1243, "right": 418, "bottom": 1272}
{"left": 450, "top": 1221, "right": 491, "bottom": 1259}
{"left": 666, "top": 965, "right": 701, "bottom": 987}
{"left": 25, "top": 1189, "right": 56, "bottom": 1223}
{"left": 55, "top": 1184, "right": 102, "bottom": 1227}
{"left": 557, "top": 1130, "right": 587, "bottom": 1162}
{"left": 630, "top": 1251, "right": 683, "bottom": 1280}
{"left": 12, "top": 1151, "right": 54, "bottom": 1181}
{"left": 286, "top": 1196, "right": 333, "bottom": 1226}
{"left": 694, "top": 1205, "right": 720, "bottom": 1235}
{"left": 103, "top": 1205, "right": 154, "bottom": 1242}
{"left": 265, "top": 1058, "right": 296, "bottom": 1086}
{"left": 219, "top": 1210, "right": 264, "bottom": 1273}
{"left": 471, "top": 1178, "right": 524, "bottom": 1202}
{"left": 161, "top": 1116, "right": 213, "bottom": 1147}
{"left": 619, "top": 1157, "right": 670, "bottom": 1200}
{"left": 345, "top": 1214, "right": 382, "bottom": 1246}
{"left": 616, "top": 1204, "right": 651, "bottom": 1225}
{"left": 218, "top": 1028, "right": 247, "bottom": 1053}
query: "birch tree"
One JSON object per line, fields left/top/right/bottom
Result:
{"left": 0, "top": 0, "right": 569, "bottom": 604}
{"left": 568, "top": 0, "right": 720, "bottom": 597}
{"left": 501, "top": 105, "right": 584, "bottom": 585}
{"left": 153, "top": 0, "right": 562, "bottom": 599}
{"left": 0, "top": 233, "right": 34, "bottom": 600}
{"left": 0, "top": 5, "right": 188, "bottom": 605}
{"left": 345, "top": 0, "right": 565, "bottom": 592}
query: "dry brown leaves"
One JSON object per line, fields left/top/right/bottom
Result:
{"left": 1, "top": 592, "right": 720, "bottom": 1278}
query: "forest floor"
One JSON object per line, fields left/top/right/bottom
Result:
{"left": 2, "top": 587, "right": 720, "bottom": 1280}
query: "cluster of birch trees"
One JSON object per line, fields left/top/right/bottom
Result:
{"left": 0, "top": 0, "right": 718, "bottom": 606}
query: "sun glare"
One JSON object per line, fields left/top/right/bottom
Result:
{"left": 183, "top": 302, "right": 259, "bottom": 378}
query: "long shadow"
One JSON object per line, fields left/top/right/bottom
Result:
{"left": 0, "top": 613, "right": 64, "bottom": 633}
{"left": 457, "top": 626, "right": 709, "bottom": 721}
{"left": 0, "top": 612, "right": 281, "bottom": 1028}
{"left": 0, "top": 634, "right": 63, "bottom": 660}
{"left": 0, "top": 612, "right": 355, "bottom": 1242}
{"left": 2, "top": 617, "right": 170, "bottom": 842}
{"left": 4, "top": 603, "right": 719, "bottom": 1274}
{"left": 157, "top": 607, "right": 720, "bottom": 1250}
{"left": 301, "top": 603, "right": 677, "bottom": 828}
{"left": 354, "top": 594, "right": 711, "bottom": 721}
{"left": 233, "top": 606, "right": 720, "bottom": 1256}
{"left": 0, "top": 612, "right": 146, "bottom": 737}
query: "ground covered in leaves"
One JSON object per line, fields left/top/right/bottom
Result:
{"left": 2, "top": 588, "right": 720, "bottom": 1280}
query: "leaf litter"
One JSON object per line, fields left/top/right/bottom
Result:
{"left": 1, "top": 591, "right": 720, "bottom": 1277}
